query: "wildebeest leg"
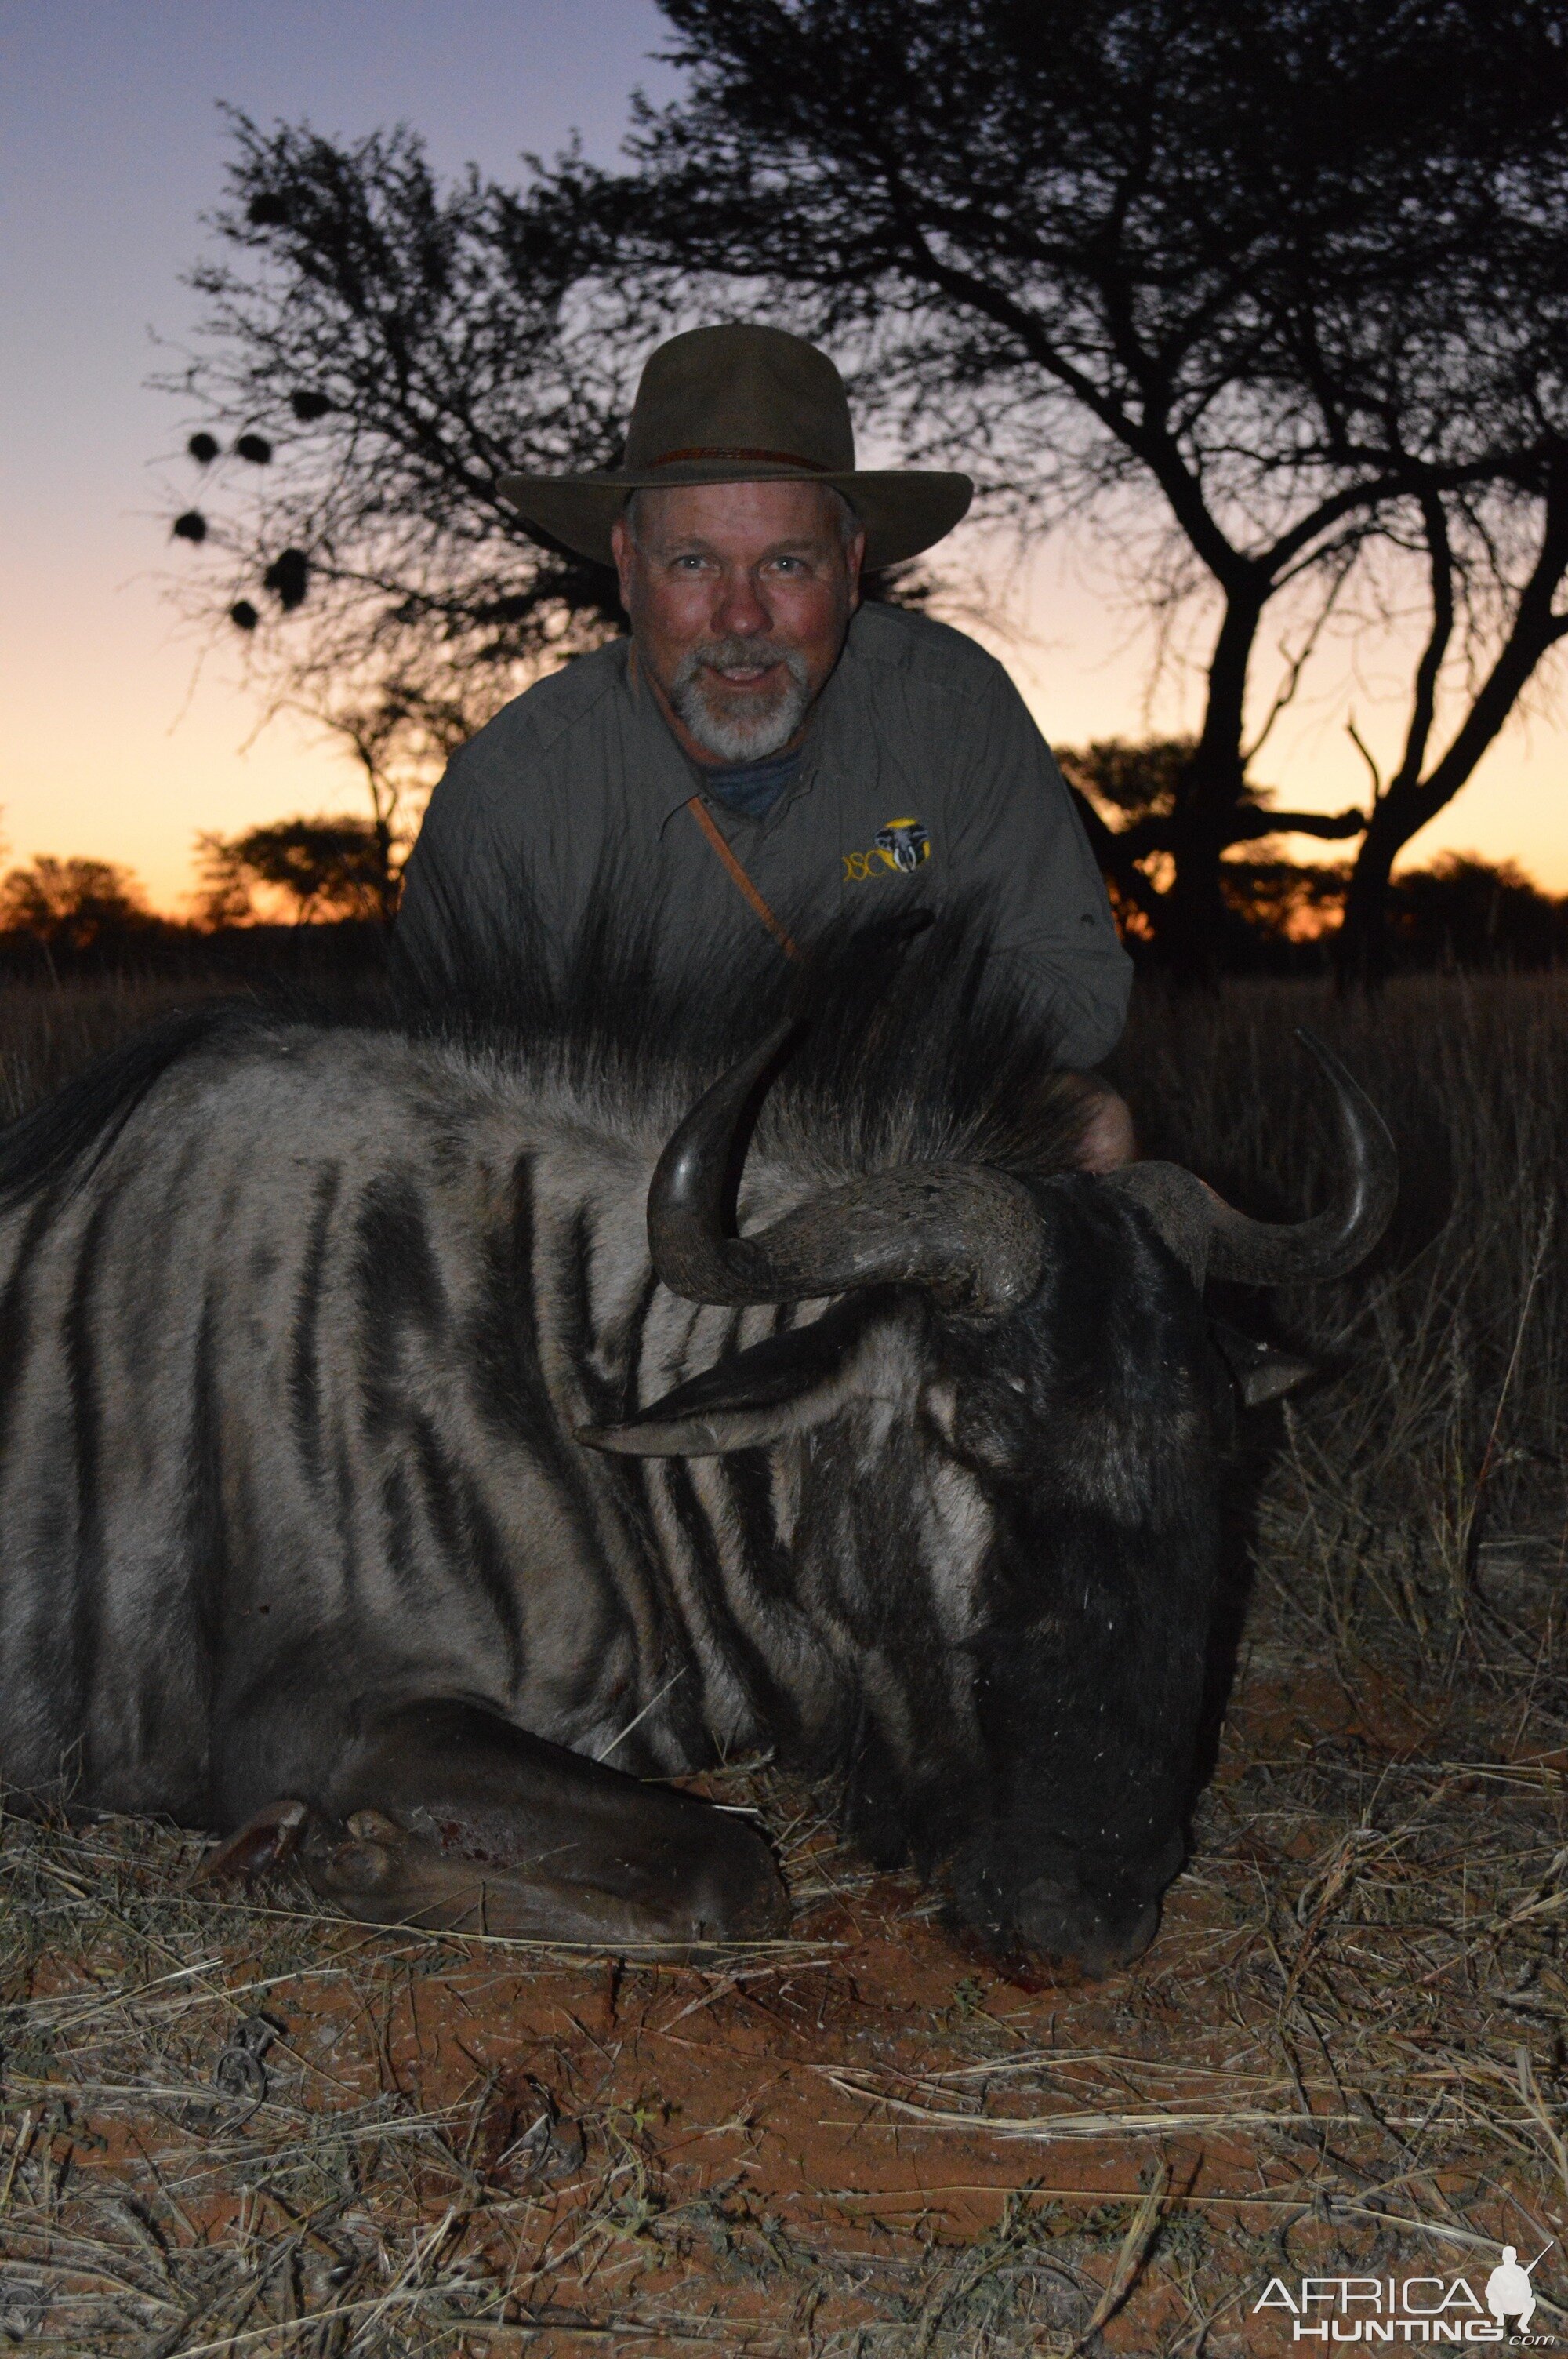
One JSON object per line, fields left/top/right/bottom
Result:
{"left": 228, "top": 1699, "right": 788, "bottom": 1953}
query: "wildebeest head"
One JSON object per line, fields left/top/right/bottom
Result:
{"left": 584, "top": 1023, "right": 1396, "bottom": 1974}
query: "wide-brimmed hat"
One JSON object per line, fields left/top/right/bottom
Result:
{"left": 498, "top": 324, "right": 972, "bottom": 572}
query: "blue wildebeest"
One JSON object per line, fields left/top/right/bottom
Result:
{"left": 0, "top": 936, "right": 1394, "bottom": 1970}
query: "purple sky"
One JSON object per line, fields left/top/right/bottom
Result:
{"left": 2, "top": 0, "right": 1563, "bottom": 906}
{"left": 0, "top": 1, "right": 681, "bottom": 904}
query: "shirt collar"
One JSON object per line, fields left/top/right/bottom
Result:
{"left": 619, "top": 642, "right": 710, "bottom": 827}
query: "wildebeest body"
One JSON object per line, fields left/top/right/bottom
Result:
{"left": 0, "top": 1030, "right": 784, "bottom": 1798}
{"left": 0, "top": 952, "right": 1392, "bottom": 1966}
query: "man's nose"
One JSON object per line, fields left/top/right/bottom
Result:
{"left": 711, "top": 566, "right": 771, "bottom": 638}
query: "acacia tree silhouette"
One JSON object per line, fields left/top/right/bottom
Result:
{"left": 162, "top": 8, "right": 1568, "bottom": 978}
{"left": 157, "top": 111, "right": 640, "bottom": 852}
{"left": 545, "top": 0, "right": 1568, "bottom": 980}
{"left": 194, "top": 818, "right": 395, "bottom": 928}
{"left": 0, "top": 860, "right": 155, "bottom": 955}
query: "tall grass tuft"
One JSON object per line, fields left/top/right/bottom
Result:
{"left": 1117, "top": 974, "right": 1568, "bottom": 1681}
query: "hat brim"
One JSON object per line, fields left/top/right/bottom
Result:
{"left": 496, "top": 461, "right": 973, "bottom": 573}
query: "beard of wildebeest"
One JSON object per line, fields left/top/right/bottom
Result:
{"left": 769, "top": 1183, "right": 1226, "bottom": 1976}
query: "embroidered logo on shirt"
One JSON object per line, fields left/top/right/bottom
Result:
{"left": 843, "top": 816, "right": 931, "bottom": 882}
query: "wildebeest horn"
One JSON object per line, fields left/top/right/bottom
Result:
{"left": 648, "top": 1022, "right": 1045, "bottom": 1319}
{"left": 1109, "top": 1029, "right": 1397, "bottom": 1287}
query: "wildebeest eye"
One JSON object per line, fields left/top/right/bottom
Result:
{"left": 946, "top": 1386, "right": 1036, "bottom": 1476}
{"left": 924, "top": 1365, "right": 1036, "bottom": 1474}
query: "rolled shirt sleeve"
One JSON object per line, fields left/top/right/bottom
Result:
{"left": 942, "top": 666, "right": 1132, "bottom": 1067}
{"left": 394, "top": 712, "right": 564, "bottom": 998}
{"left": 393, "top": 751, "right": 477, "bottom": 990}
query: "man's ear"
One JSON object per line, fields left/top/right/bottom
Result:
{"left": 579, "top": 1296, "right": 901, "bottom": 1458}
{"left": 609, "top": 514, "right": 637, "bottom": 617}
{"left": 846, "top": 527, "right": 866, "bottom": 612}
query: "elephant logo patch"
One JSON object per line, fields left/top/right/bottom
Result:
{"left": 844, "top": 817, "right": 931, "bottom": 881}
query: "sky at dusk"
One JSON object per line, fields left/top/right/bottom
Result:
{"left": 3, "top": 0, "right": 1566, "bottom": 911}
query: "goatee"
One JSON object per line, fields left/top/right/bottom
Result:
{"left": 670, "top": 638, "right": 811, "bottom": 763}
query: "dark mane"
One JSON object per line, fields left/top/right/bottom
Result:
{"left": 391, "top": 855, "right": 1096, "bottom": 1180}
{"left": 0, "top": 863, "right": 1095, "bottom": 1219}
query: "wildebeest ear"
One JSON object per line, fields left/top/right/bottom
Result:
{"left": 579, "top": 1297, "right": 895, "bottom": 1457}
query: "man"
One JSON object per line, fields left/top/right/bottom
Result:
{"left": 397, "top": 324, "right": 1134, "bottom": 1158}
{"left": 1484, "top": 2246, "right": 1544, "bottom": 2335}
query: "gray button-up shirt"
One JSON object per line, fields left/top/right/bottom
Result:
{"left": 397, "top": 602, "right": 1132, "bottom": 1067}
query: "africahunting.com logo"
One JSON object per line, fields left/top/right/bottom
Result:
{"left": 1254, "top": 2246, "right": 1555, "bottom": 2343}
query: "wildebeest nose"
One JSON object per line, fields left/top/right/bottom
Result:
{"left": 1014, "top": 1876, "right": 1160, "bottom": 1978}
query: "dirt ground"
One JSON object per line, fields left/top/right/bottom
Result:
{"left": 5, "top": 1618, "right": 1568, "bottom": 2356}
{"left": 2, "top": 974, "right": 1567, "bottom": 2353}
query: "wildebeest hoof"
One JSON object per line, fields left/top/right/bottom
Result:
{"left": 307, "top": 1810, "right": 423, "bottom": 1904}
{"left": 321, "top": 1810, "right": 412, "bottom": 1893}
{"left": 1014, "top": 1875, "right": 1160, "bottom": 1978}
{"left": 347, "top": 1808, "right": 401, "bottom": 1838}
{"left": 690, "top": 1816, "right": 791, "bottom": 1943}
{"left": 198, "top": 1797, "right": 309, "bottom": 1885}
{"left": 306, "top": 1809, "right": 424, "bottom": 1896}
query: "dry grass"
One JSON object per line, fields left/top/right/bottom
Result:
{"left": 1119, "top": 972, "right": 1568, "bottom": 1673}
{"left": 2, "top": 969, "right": 1566, "bottom": 2354}
{"left": 0, "top": 979, "right": 227, "bottom": 1121}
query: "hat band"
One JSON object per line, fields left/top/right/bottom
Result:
{"left": 649, "top": 445, "right": 829, "bottom": 471}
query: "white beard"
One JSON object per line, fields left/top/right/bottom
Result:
{"left": 670, "top": 640, "right": 811, "bottom": 763}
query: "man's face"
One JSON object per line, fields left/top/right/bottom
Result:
{"left": 612, "top": 480, "right": 864, "bottom": 765}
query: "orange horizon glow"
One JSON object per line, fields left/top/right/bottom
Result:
{"left": 5, "top": 8, "right": 1565, "bottom": 922}
{"left": 5, "top": 518, "right": 1567, "bottom": 920}
{"left": 5, "top": 616, "right": 1566, "bottom": 921}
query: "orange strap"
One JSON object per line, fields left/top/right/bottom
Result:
{"left": 684, "top": 794, "right": 799, "bottom": 960}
